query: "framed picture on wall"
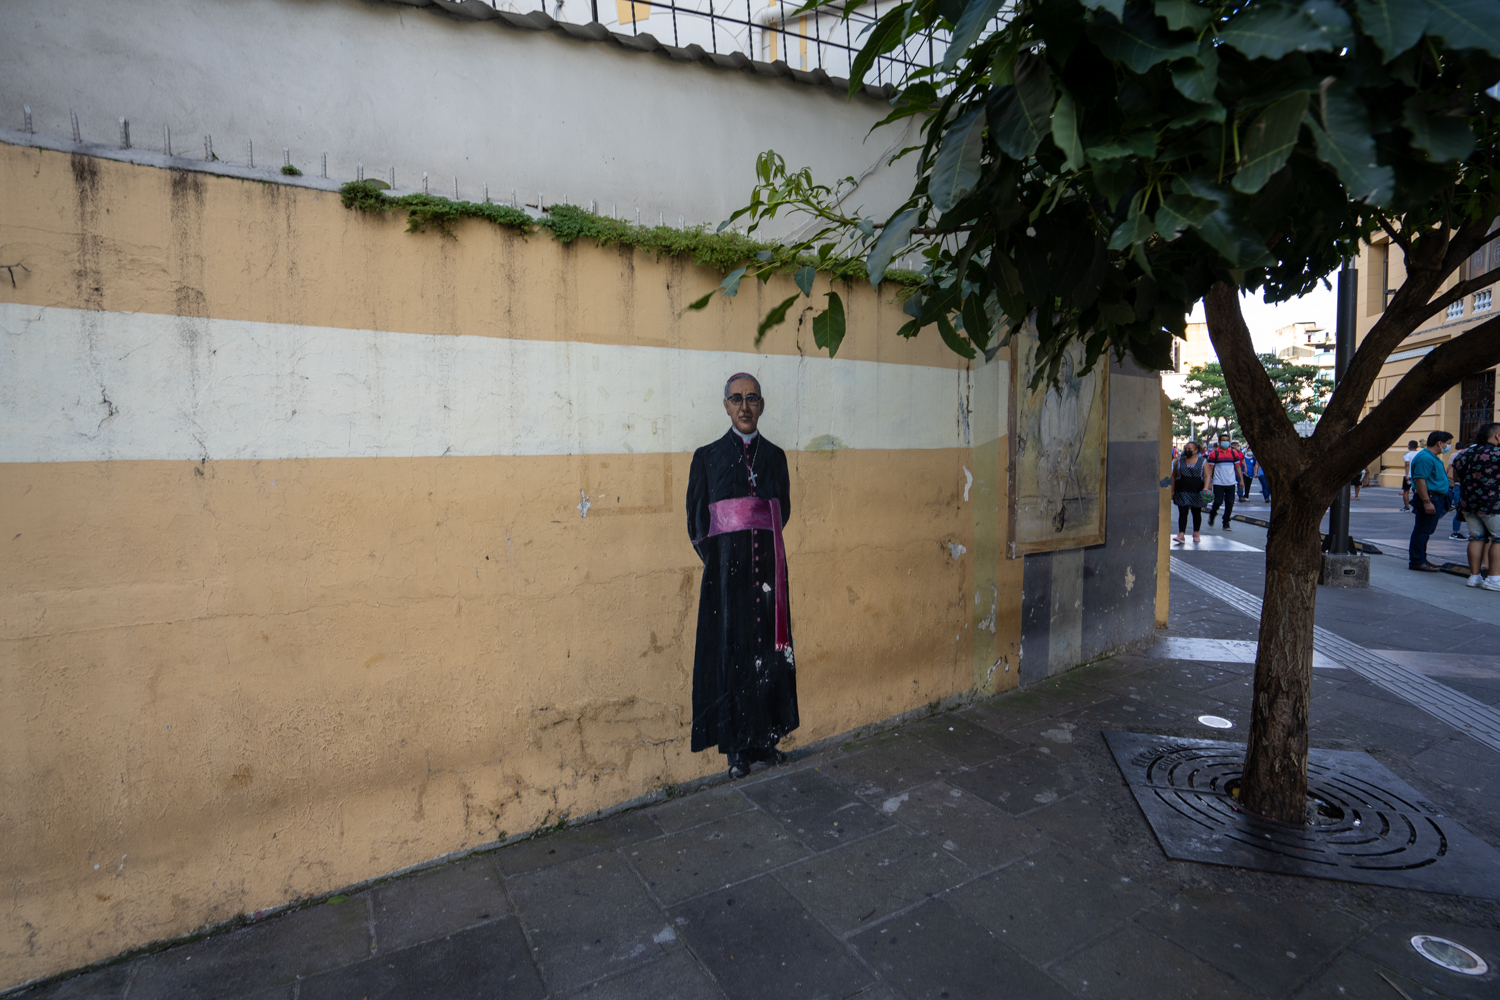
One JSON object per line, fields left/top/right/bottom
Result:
{"left": 1008, "top": 322, "right": 1109, "bottom": 556}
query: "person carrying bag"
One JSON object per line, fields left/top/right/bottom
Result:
{"left": 1172, "top": 443, "right": 1208, "bottom": 543}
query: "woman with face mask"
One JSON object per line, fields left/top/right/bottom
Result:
{"left": 1172, "top": 442, "right": 1208, "bottom": 543}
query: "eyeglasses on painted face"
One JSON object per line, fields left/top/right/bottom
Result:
{"left": 727, "top": 393, "right": 764, "bottom": 406}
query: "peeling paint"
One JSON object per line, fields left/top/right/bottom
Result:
{"left": 947, "top": 542, "right": 967, "bottom": 560}
{"left": 962, "top": 465, "right": 973, "bottom": 502}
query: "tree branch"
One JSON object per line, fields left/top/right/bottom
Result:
{"left": 1204, "top": 282, "right": 1303, "bottom": 474}
{"left": 1374, "top": 212, "right": 1410, "bottom": 255}
{"left": 1345, "top": 317, "right": 1500, "bottom": 461}
{"left": 1412, "top": 272, "right": 1499, "bottom": 328}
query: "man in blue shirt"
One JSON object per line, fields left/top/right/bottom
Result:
{"left": 1409, "top": 430, "right": 1455, "bottom": 571}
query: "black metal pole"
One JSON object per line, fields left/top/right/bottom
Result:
{"left": 591, "top": 0, "right": 598, "bottom": 22}
{"left": 1329, "top": 261, "right": 1358, "bottom": 554}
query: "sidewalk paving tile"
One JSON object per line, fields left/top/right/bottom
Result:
{"left": 949, "top": 746, "right": 1086, "bottom": 816}
{"left": 298, "top": 919, "right": 543, "bottom": 1000}
{"left": 1134, "top": 890, "right": 1366, "bottom": 997}
{"left": 1350, "top": 922, "right": 1500, "bottom": 1000}
{"left": 559, "top": 948, "right": 725, "bottom": 1000}
{"left": 668, "top": 876, "right": 872, "bottom": 1000}
{"left": 1050, "top": 922, "right": 1261, "bottom": 999}
{"left": 773, "top": 825, "right": 971, "bottom": 935}
{"left": 496, "top": 811, "right": 663, "bottom": 877}
{"left": 507, "top": 851, "right": 670, "bottom": 995}
{"left": 629, "top": 808, "right": 810, "bottom": 906}
{"left": 900, "top": 715, "right": 1021, "bottom": 767}
{"left": 126, "top": 895, "right": 372, "bottom": 999}
{"left": 647, "top": 786, "right": 755, "bottom": 835}
{"left": 848, "top": 898, "right": 1073, "bottom": 1000}
{"left": 948, "top": 846, "right": 1158, "bottom": 967}
{"left": 819, "top": 739, "right": 959, "bottom": 802}
{"left": 741, "top": 769, "right": 892, "bottom": 848}
{"left": 371, "top": 854, "right": 510, "bottom": 953}
{"left": 19, "top": 966, "right": 133, "bottom": 1000}
{"left": 881, "top": 780, "right": 1048, "bottom": 873}
{"left": 1291, "top": 950, "right": 1451, "bottom": 1000}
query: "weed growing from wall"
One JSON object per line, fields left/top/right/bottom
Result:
{"left": 338, "top": 182, "right": 920, "bottom": 329}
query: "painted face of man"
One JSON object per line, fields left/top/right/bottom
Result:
{"left": 723, "top": 377, "right": 763, "bottom": 435}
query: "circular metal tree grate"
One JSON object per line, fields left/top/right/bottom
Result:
{"left": 1410, "top": 935, "right": 1489, "bottom": 975}
{"left": 1104, "top": 732, "right": 1500, "bottom": 897}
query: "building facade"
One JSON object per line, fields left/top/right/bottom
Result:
{"left": 1356, "top": 227, "right": 1500, "bottom": 487}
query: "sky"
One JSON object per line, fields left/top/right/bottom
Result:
{"left": 1187, "top": 282, "right": 1338, "bottom": 354}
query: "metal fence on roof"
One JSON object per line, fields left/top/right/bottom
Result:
{"left": 497, "top": 0, "right": 954, "bottom": 86}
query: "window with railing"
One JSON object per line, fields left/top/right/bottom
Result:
{"left": 1476, "top": 289, "right": 1493, "bottom": 313}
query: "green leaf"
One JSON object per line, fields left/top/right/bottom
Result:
{"left": 1089, "top": 6, "right": 1200, "bottom": 73}
{"left": 987, "top": 55, "right": 1057, "bottom": 158}
{"left": 757, "top": 294, "right": 802, "bottom": 344}
{"left": 1108, "top": 207, "right": 1155, "bottom": 250}
{"left": 1154, "top": 191, "right": 1219, "bottom": 237}
{"left": 720, "top": 266, "right": 748, "bottom": 297}
{"left": 1298, "top": 0, "right": 1355, "bottom": 48}
{"left": 812, "top": 292, "right": 847, "bottom": 357}
{"left": 685, "top": 290, "right": 716, "bottom": 311}
{"left": 1177, "top": 175, "right": 1276, "bottom": 267}
{"left": 961, "top": 292, "right": 993, "bottom": 350}
{"left": 1425, "top": 0, "right": 1500, "bottom": 56}
{"left": 867, "top": 207, "right": 920, "bottom": 286}
{"left": 794, "top": 265, "right": 816, "bottom": 297}
{"left": 1354, "top": 0, "right": 1430, "bottom": 60}
{"left": 1220, "top": 2, "right": 1335, "bottom": 60}
{"left": 936, "top": 313, "right": 978, "bottom": 359}
{"left": 1171, "top": 37, "right": 1219, "bottom": 103}
{"left": 896, "top": 318, "right": 922, "bottom": 339}
{"left": 1086, "top": 133, "right": 1157, "bottom": 161}
{"left": 1051, "top": 90, "right": 1087, "bottom": 171}
{"left": 848, "top": 5, "right": 915, "bottom": 97}
{"left": 1232, "top": 91, "right": 1310, "bottom": 193}
{"left": 931, "top": 107, "right": 986, "bottom": 213}
{"left": 1154, "top": 0, "right": 1210, "bottom": 31}
{"left": 1401, "top": 96, "right": 1477, "bottom": 161}
{"left": 1081, "top": 0, "right": 1127, "bottom": 17}
{"left": 1309, "top": 81, "right": 1396, "bottom": 204}
{"left": 944, "top": 0, "right": 1007, "bottom": 70}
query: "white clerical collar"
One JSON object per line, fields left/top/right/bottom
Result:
{"left": 731, "top": 427, "right": 759, "bottom": 444}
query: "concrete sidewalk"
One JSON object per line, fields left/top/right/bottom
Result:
{"left": 19, "top": 546, "right": 1500, "bottom": 1000}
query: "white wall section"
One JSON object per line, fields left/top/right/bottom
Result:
{"left": 1, "top": 304, "right": 968, "bottom": 463}
{"left": 0, "top": 0, "right": 916, "bottom": 235}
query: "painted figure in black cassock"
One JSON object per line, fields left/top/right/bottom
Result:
{"left": 686, "top": 373, "right": 799, "bottom": 779}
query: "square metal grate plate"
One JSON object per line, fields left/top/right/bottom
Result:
{"left": 1104, "top": 731, "right": 1500, "bottom": 899}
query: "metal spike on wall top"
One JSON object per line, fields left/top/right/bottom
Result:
{"left": 390, "top": 167, "right": 395, "bottom": 189}
{"left": 206, "top": 135, "right": 215, "bottom": 161}
{"left": 164, "top": 125, "right": 172, "bottom": 157}
{"left": 423, "top": 172, "right": 428, "bottom": 194}
{"left": 454, "top": 176, "right": 459, "bottom": 200}
{"left": 24, "top": 105, "right": 32, "bottom": 134}
{"left": 357, "top": 161, "right": 363, "bottom": 181}
{"left": 283, "top": 147, "right": 290, "bottom": 167}
{"left": 119, "top": 117, "right": 130, "bottom": 149}
{"left": 71, "top": 110, "right": 80, "bottom": 142}
{"left": 321, "top": 153, "right": 327, "bottom": 179}
{"left": 247, "top": 139, "right": 253, "bottom": 168}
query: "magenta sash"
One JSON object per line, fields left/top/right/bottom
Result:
{"left": 705, "top": 497, "right": 790, "bottom": 651}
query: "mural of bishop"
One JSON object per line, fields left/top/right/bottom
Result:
{"left": 686, "top": 373, "right": 799, "bottom": 779}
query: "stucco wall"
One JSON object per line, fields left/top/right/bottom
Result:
{"left": 0, "top": 141, "right": 1031, "bottom": 986}
{"left": 0, "top": 0, "right": 917, "bottom": 236}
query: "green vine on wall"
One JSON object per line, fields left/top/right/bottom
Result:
{"left": 339, "top": 181, "right": 918, "bottom": 349}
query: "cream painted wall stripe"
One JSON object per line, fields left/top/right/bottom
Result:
{"left": 1, "top": 304, "right": 971, "bottom": 463}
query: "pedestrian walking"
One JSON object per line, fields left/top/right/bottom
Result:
{"left": 1172, "top": 441, "right": 1208, "bottom": 543}
{"left": 1240, "top": 449, "right": 1257, "bottom": 501}
{"left": 1351, "top": 466, "right": 1366, "bottom": 501}
{"left": 1204, "top": 433, "right": 1245, "bottom": 529}
{"left": 1454, "top": 422, "right": 1500, "bottom": 590}
{"left": 1409, "top": 430, "right": 1455, "bottom": 572}
{"left": 1449, "top": 441, "right": 1468, "bottom": 539}
{"left": 1401, "top": 440, "right": 1420, "bottom": 510}
{"left": 1257, "top": 461, "right": 1271, "bottom": 503}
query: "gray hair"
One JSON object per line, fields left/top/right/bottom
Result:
{"left": 724, "top": 373, "right": 761, "bottom": 398}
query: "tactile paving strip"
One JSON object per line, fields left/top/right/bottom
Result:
{"left": 1105, "top": 731, "right": 1500, "bottom": 898}
{"left": 1170, "top": 557, "right": 1500, "bottom": 754}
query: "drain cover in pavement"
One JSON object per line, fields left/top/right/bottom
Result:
{"left": 1104, "top": 731, "right": 1500, "bottom": 898}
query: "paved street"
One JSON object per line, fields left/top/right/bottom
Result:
{"left": 19, "top": 511, "right": 1500, "bottom": 1000}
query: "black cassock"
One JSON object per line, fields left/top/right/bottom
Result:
{"left": 686, "top": 429, "right": 799, "bottom": 754}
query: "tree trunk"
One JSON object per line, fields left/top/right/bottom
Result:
{"left": 1238, "top": 495, "right": 1325, "bottom": 822}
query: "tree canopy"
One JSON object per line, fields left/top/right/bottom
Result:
{"left": 721, "top": 0, "right": 1498, "bottom": 386}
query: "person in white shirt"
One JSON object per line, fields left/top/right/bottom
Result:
{"left": 1401, "top": 440, "right": 1420, "bottom": 511}
{"left": 1204, "top": 434, "right": 1246, "bottom": 529}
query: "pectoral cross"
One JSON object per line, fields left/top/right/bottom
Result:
{"left": 747, "top": 468, "right": 758, "bottom": 487}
